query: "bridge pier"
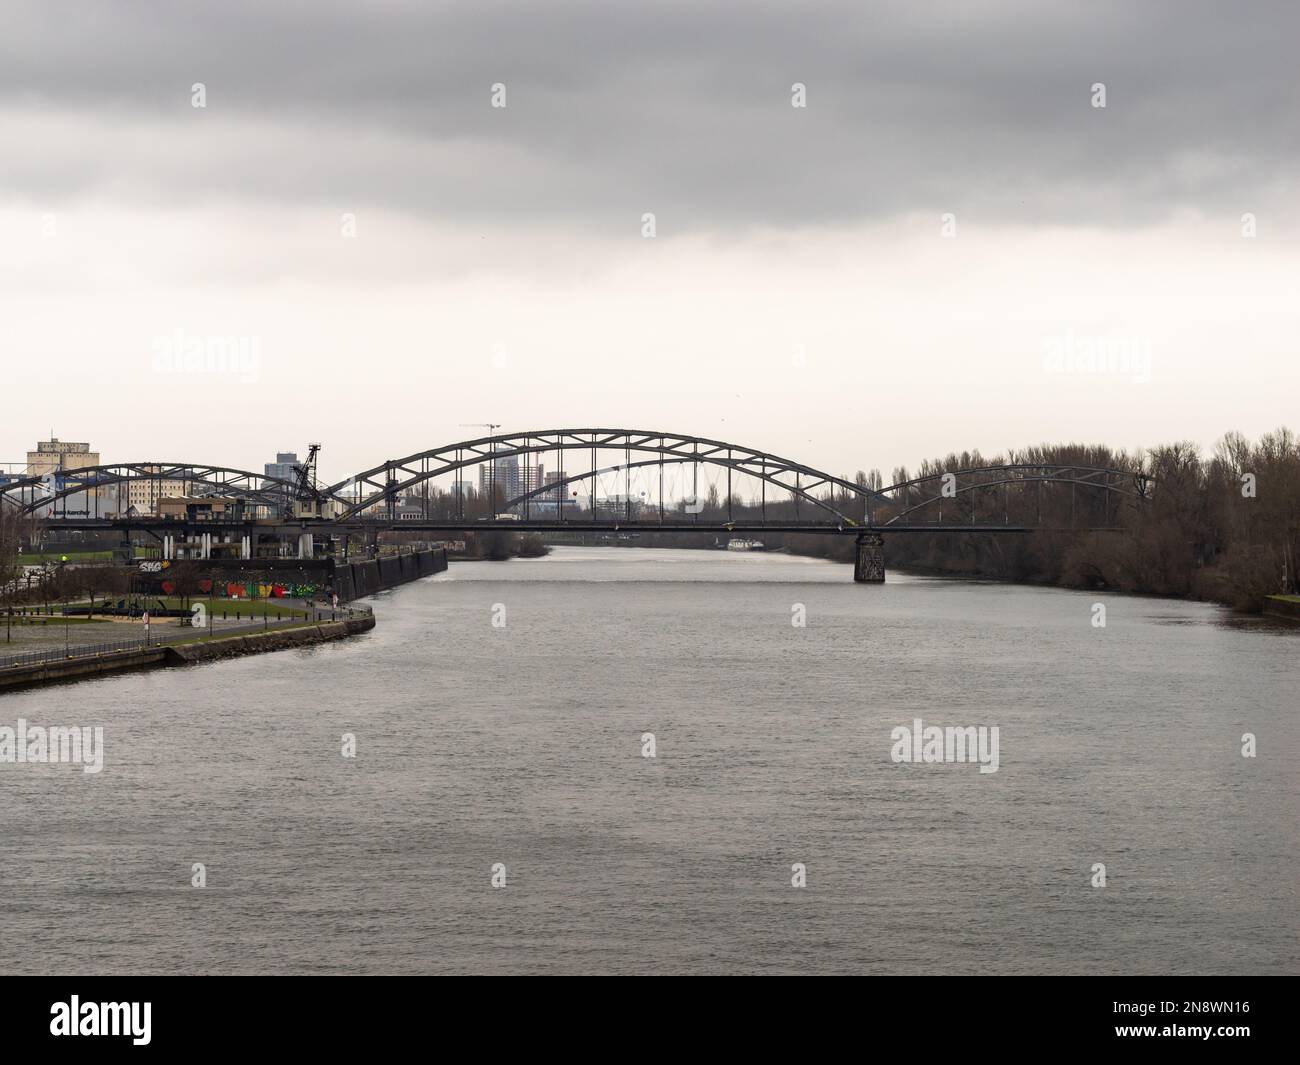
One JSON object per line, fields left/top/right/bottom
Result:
{"left": 854, "top": 532, "right": 885, "bottom": 583}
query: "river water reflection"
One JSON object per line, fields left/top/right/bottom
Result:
{"left": 1, "top": 547, "right": 1295, "bottom": 974}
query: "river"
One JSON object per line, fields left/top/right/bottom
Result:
{"left": 1, "top": 547, "right": 1296, "bottom": 974}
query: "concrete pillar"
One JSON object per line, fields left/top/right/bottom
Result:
{"left": 242, "top": 534, "right": 251, "bottom": 559}
{"left": 298, "top": 532, "right": 314, "bottom": 559}
{"left": 853, "top": 532, "right": 885, "bottom": 583}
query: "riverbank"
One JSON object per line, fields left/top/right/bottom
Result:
{"left": 1263, "top": 595, "right": 1300, "bottom": 621}
{"left": 0, "top": 613, "right": 375, "bottom": 691}
{"left": 1, "top": 546, "right": 448, "bottom": 692}
{"left": 767, "top": 534, "right": 1296, "bottom": 615}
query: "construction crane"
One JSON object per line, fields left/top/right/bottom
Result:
{"left": 289, "top": 443, "right": 323, "bottom": 519}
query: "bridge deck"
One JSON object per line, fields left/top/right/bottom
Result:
{"left": 31, "top": 517, "right": 1086, "bottom": 535}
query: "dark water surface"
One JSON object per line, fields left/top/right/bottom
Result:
{"left": 2, "top": 547, "right": 1296, "bottom": 974}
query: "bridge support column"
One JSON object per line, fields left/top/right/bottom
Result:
{"left": 298, "top": 532, "right": 314, "bottom": 559}
{"left": 853, "top": 532, "right": 885, "bottom": 583}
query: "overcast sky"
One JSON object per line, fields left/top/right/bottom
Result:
{"left": 2, "top": 0, "right": 1297, "bottom": 483}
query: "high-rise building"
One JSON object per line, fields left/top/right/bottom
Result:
{"left": 264, "top": 452, "right": 300, "bottom": 483}
{"left": 479, "top": 452, "right": 519, "bottom": 503}
{"left": 521, "top": 463, "right": 545, "bottom": 496}
{"left": 479, "top": 454, "right": 546, "bottom": 508}
{"left": 542, "top": 470, "right": 568, "bottom": 502}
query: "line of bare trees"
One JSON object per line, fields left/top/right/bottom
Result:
{"left": 859, "top": 428, "right": 1299, "bottom": 610}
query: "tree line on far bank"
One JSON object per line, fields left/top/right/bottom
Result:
{"left": 784, "top": 427, "right": 1299, "bottom": 611}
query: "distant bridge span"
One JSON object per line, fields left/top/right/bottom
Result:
{"left": 3, "top": 428, "right": 1152, "bottom": 582}
{"left": 0, "top": 461, "right": 338, "bottom": 520}
{"left": 329, "top": 428, "right": 1153, "bottom": 527}
{"left": 329, "top": 428, "right": 892, "bottom": 523}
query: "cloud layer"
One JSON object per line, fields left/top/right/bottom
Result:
{"left": 5, "top": 0, "right": 1298, "bottom": 229}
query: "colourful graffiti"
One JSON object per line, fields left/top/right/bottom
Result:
{"left": 216, "top": 581, "right": 319, "bottom": 600}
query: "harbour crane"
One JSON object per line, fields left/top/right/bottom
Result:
{"left": 289, "top": 443, "right": 324, "bottom": 519}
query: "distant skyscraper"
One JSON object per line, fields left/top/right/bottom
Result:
{"left": 265, "top": 452, "right": 300, "bottom": 482}
{"left": 521, "top": 463, "right": 545, "bottom": 496}
{"left": 543, "top": 470, "right": 567, "bottom": 502}
{"left": 479, "top": 451, "right": 520, "bottom": 503}
{"left": 477, "top": 454, "right": 548, "bottom": 509}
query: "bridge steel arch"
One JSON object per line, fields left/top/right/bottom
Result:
{"left": 502, "top": 459, "right": 1151, "bottom": 527}
{"left": 330, "top": 429, "right": 895, "bottom": 523}
{"left": 875, "top": 465, "right": 1153, "bottom": 527}
{"left": 334, "top": 429, "right": 1152, "bottom": 529}
{"left": 0, "top": 462, "right": 330, "bottom": 519}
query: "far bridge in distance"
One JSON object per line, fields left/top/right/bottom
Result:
{"left": 3, "top": 428, "right": 1153, "bottom": 582}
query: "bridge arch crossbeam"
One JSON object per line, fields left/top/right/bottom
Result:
{"left": 878, "top": 464, "right": 1152, "bottom": 496}
{"left": 330, "top": 429, "right": 892, "bottom": 521}
{"left": 877, "top": 466, "right": 1151, "bottom": 526}
{"left": 500, "top": 454, "right": 865, "bottom": 522}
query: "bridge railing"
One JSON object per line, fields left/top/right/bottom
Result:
{"left": 0, "top": 604, "right": 373, "bottom": 671}
{"left": 0, "top": 635, "right": 162, "bottom": 671}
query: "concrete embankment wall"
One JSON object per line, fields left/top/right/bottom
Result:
{"left": 1, "top": 616, "right": 376, "bottom": 691}
{"left": 164, "top": 615, "right": 375, "bottom": 664}
{"left": 333, "top": 547, "right": 447, "bottom": 603}
{"left": 2, "top": 547, "right": 444, "bottom": 691}
{"left": 0, "top": 647, "right": 167, "bottom": 690}
{"left": 1263, "top": 596, "right": 1300, "bottom": 621}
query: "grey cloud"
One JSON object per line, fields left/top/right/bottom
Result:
{"left": 2, "top": 0, "right": 1297, "bottom": 228}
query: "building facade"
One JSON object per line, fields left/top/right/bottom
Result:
{"left": 264, "top": 452, "right": 300, "bottom": 483}
{"left": 125, "top": 466, "right": 192, "bottom": 512}
{"left": 478, "top": 454, "right": 546, "bottom": 508}
{"left": 26, "top": 438, "right": 100, "bottom": 476}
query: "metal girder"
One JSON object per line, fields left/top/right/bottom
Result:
{"left": 500, "top": 454, "right": 869, "bottom": 521}
{"left": 329, "top": 428, "right": 893, "bottom": 522}
{"left": 4, "top": 444, "right": 1153, "bottom": 534}
{"left": 877, "top": 466, "right": 1152, "bottom": 525}
{"left": 0, "top": 462, "right": 333, "bottom": 518}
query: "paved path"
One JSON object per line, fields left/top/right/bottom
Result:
{"left": 0, "top": 601, "right": 367, "bottom": 669}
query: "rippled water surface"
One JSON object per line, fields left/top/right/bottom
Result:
{"left": 2, "top": 547, "right": 1296, "bottom": 974}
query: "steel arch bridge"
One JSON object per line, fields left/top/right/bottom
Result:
{"left": 326, "top": 427, "right": 1152, "bottom": 528}
{"left": 0, "top": 430, "right": 1153, "bottom": 583}
{"left": 0, "top": 431, "right": 1154, "bottom": 529}
{"left": 0, "top": 462, "right": 339, "bottom": 519}
{"left": 328, "top": 428, "right": 895, "bottom": 523}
